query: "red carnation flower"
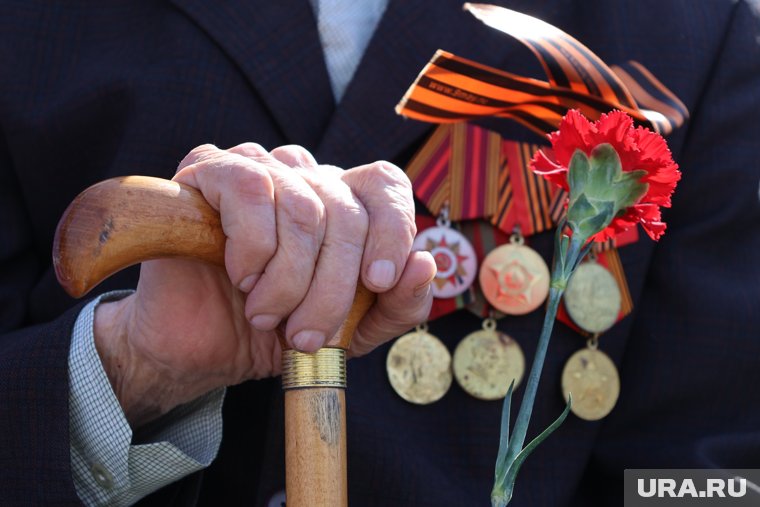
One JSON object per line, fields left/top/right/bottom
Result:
{"left": 531, "top": 109, "right": 680, "bottom": 241}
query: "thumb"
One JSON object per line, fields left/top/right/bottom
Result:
{"left": 349, "top": 251, "right": 436, "bottom": 357}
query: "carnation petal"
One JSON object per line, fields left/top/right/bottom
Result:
{"left": 552, "top": 109, "right": 595, "bottom": 166}
{"left": 596, "top": 111, "right": 636, "bottom": 149}
{"left": 531, "top": 149, "right": 569, "bottom": 190}
{"left": 531, "top": 110, "right": 679, "bottom": 243}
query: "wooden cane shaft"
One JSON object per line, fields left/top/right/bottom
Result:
{"left": 285, "top": 388, "right": 347, "bottom": 507}
{"left": 54, "top": 175, "right": 375, "bottom": 507}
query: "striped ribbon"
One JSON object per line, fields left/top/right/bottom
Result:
{"left": 408, "top": 123, "right": 639, "bottom": 247}
{"left": 492, "top": 139, "right": 558, "bottom": 236}
{"left": 459, "top": 220, "right": 510, "bottom": 319}
{"left": 395, "top": 4, "right": 688, "bottom": 136}
{"left": 407, "top": 123, "right": 563, "bottom": 236}
{"left": 406, "top": 123, "right": 501, "bottom": 221}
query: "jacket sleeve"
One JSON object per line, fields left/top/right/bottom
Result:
{"left": 69, "top": 293, "right": 224, "bottom": 507}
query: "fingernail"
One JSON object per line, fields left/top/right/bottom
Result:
{"left": 239, "top": 274, "right": 259, "bottom": 292}
{"left": 250, "top": 314, "right": 281, "bottom": 331}
{"left": 367, "top": 259, "right": 396, "bottom": 289}
{"left": 292, "top": 330, "right": 326, "bottom": 352}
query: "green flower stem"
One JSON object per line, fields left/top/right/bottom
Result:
{"left": 493, "top": 141, "right": 647, "bottom": 506}
{"left": 491, "top": 232, "right": 588, "bottom": 507}
{"left": 506, "top": 233, "right": 582, "bottom": 456}
{"left": 507, "top": 285, "right": 561, "bottom": 455}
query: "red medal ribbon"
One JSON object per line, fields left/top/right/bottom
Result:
{"left": 406, "top": 123, "right": 501, "bottom": 221}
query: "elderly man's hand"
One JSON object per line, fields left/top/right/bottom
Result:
{"left": 92, "top": 143, "right": 435, "bottom": 427}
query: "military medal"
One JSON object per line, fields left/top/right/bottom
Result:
{"left": 561, "top": 257, "right": 622, "bottom": 420}
{"left": 412, "top": 206, "right": 477, "bottom": 299}
{"left": 478, "top": 232, "right": 550, "bottom": 315}
{"left": 386, "top": 324, "right": 452, "bottom": 405}
{"left": 561, "top": 340, "right": 620, "bottom": 421}
{"left": 452, "top": 318, "right": 525, "bottom": 400}
{"left": 564, "top": 260, "right": 622, "bottom": 334}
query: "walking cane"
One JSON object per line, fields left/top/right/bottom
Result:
{"left": 53, "top": 175, "right": 374, "bottom": 507}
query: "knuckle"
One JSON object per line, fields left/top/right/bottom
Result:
{"left": 325, "top": 234, "right": 365, "bottom": 261}
{"left": 364, "top": 162, "right": 415, "bottom": 211}
{"left": 282, "top": 190, "right": 325, "bottom": 236}
{"left": 177, "top": 143, "right": 220, "bottom": 171}
{"left": 234, "top": 164, "right": 274, "bottom": 199}
{"left": 251, "top": 228, "right": 277, "bottom": 260}
{"left": 377, "top": 204, "right": 416, "bottom": 245}
{"left": 190, "top": 143, "right": 219, "bottom": 157}
{"left": 368, "top": 160, "right": 407, "bottom": 182}
{"left": 331, "top": 195, "right": 369, "bottom": 238}
{"left": 229, "top": 142, "right": 268, "bottom": 158}
{"left": 272, "top": 144, "right": 317, "bottom": 167}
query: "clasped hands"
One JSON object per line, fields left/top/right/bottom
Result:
{"left": 92, "top": 143, "right": 436, "bottom": 427}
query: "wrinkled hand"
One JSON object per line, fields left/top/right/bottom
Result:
{"left": 93, "top": 143, "right": 435, "bottom": 427}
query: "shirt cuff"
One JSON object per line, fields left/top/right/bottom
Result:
{"left": 68, "top": 291, "right": 225, "bottom": 507}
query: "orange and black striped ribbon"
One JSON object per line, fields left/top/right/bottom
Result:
{"left": 491, "top": 140, "right": 558, "bottom": 236}
{"left": 395, "top": 4, "right": 688, "bottom": 137}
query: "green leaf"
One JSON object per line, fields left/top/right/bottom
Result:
{"left": 493, "top": 381, "right": 515, "bottom": 482}
{"left": 567, "top": 149, "right": 590, "bottom": 200}
{"left": 492, "top": 396, "right": 573, "bottom": 507}
{"left": 575, "top": 200, "right": 614, "bottom": 238}
{"left": 586, "top": 144, "right": 621, "bottom": 199}
{"left": 555, "top": 233, "right": 570, "bottom": 275}
{"left": 566, "top": 193, "right": 597, "bottom": 225}
{"left": 616, "top": 168, "right": 648, "bottom": 184}
{"left": 612, "top": 169, "right": 649, "bottom": 210}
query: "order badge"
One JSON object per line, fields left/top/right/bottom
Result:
{"left": 413, "top": 223, "right": 477, "bottom": 299}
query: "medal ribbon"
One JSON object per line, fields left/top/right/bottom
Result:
{"left": 395, "top": 5, "right": 688, "bottom": 136}
{"left": 409, "top": 125, "right": 639, "bottom": 246}
{"left": 406, "top": 123, "right": 501, "bottom": 221}
{"left": 492, "top": 140, "right": 557, "bottom": 237}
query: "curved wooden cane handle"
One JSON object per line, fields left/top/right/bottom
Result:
{"left": 53, "top": 175, "right": 376, "bottom": 507}
{"left": 53, "top": 175, "right": 375, "bottom": 349}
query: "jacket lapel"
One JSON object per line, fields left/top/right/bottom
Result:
{"left": 168, "top": 0, "right": 541, "bottom": 167}
{"left": 314, "top": 0, "right": 450, "bottom": 167}
{"left": 314, "top": 0, "right": 531, "bottom": 168}
{"left": 168, "top": 0, "right": 335, "bottom": 149}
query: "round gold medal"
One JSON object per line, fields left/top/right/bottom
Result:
{"left": 452, "top": 319, "right": 525, "bottom": 400}
{"left": 561, "top": 347, "right": 620, "bottom": 421}
{"left": 386, "top": 325, "right": 452, "bottom": 405}
{"left": 564, "top": 262, "right": 621, "bottom": 334}
{"left": 479, "top": 237, "right": 550, "bottom": 315}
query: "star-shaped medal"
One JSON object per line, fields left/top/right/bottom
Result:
{"left": 479, "top": 243, "right": 550, "bottom": 315}
{"left": 412, "top": 226, "right": 477, "bottom": 299}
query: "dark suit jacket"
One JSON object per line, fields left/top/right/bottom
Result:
{"left": 1, "top": 0, "right": 758, "bottom": 505}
